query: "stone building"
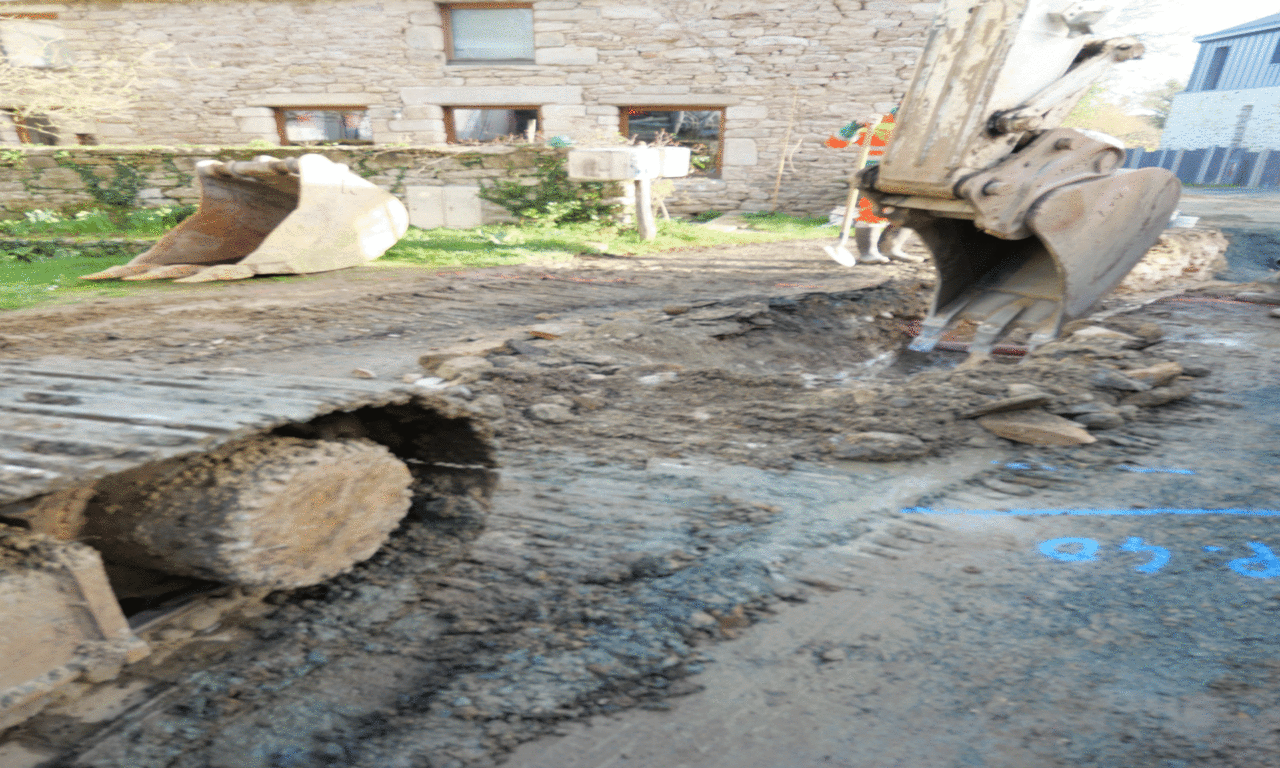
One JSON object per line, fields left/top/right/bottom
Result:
{"left": 0, "top": 0, "right": 936, "bottom": 215}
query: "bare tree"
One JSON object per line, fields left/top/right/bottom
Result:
{"left": 1142, "top": 79, "right": 1185, "bottom": 130}
{"left": 0, "top": 17, "right": 166, "bottom": 144}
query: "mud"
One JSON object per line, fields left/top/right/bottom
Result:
{"left": 1, "top": 232, "right": 1277, "bottom": 768}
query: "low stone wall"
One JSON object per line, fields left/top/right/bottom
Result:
{"left": 0, "top": 144, "right": 751, "bottom": 224}
{"left": 0, "top": 145, "right": 599, "bottom": 225}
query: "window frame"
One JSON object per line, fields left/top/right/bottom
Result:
{"left": 441, "top": 2, "right": 535, "bottom": 65}
{"left": 443, "top": 105, "right": 540, "bottom": 143}
{"left": 1202, "top": 46, "right": 1230, "bottom": 91}
{"left": 3, "top": 108, "right": 59, "bottom": 145}
{"left": 272, "top": 105, "right": 372, "bottom": 146}
{"left": 619, "top": 106, "right": 726, "bottom": 178}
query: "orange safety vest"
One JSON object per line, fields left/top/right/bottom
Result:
{"left": 827, "top": 114, "right": 896, "bottom": 224}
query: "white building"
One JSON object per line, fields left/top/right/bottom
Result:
{"left": 1141, "top": 12, "right": 1280, "bottom": 188}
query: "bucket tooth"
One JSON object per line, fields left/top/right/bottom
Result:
{"left": 908, "top": 299, "right": 968, "bottom": 352}
{"left": 81, "top": 264, "right": 153, "bottom": 281}
{"left": 969, "top": 300, "right": 1028, "bottom": 357}
{"left": 121, "top": 264, "right": 205, "bottom": 281}
{"left": 173, "top": 264, "right": 256, "bottom": 283}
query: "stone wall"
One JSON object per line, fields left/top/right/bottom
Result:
{"left": 0, "top": 0, "right": 936, "bottom": 215}
{"left": 0, "top": 145, "right": 590, "bottom": 227}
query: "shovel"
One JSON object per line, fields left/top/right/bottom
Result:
{"left": 824, "top": 114, "right": 885, "bottom": 267}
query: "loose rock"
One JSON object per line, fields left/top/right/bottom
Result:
{"left": 688, "top": 611, "right": 717, "bottom": 629}
{"left": 976, "top": 409, "right": 1097, "bottom": 446}
{"left": 1072, "top": 412, "right": 1125, "bottom": 430}
{"left": 433, "top": 356, "right": 494, "bottom": 380}
{"left": 507, "top": 340, "right": 549, "bottom": 356}
{"left": 468, "top": 394, "right": 506, "bottom": 419}
{"left": 1121, "top": 382, "right": 1196, "bottom": 408}
{"left": 1091, "top": 368, "right": 1151, "bottom": 392}
{"left": 1054, "top": 402, "right": 1112, "bottom": 416}
{"left": 1102, "top": 318, "right": 1163, "bottom": 345}
{"left": 960, "top": 392, "right": 1054, "bottom": 419}
{"left": 829, "top": 432, "right": 929, "bottom": 461}
{"left": 1123, "top": 361, "right": 1182, "bottom": 387}
{"left": 417, "top": 338, "right": 511, "bottom": 370}
{"left": 1069, "top": 326, "right": 1142, "bottom": 344}
{"left": 1006, "top": 383, "right": 1047, "bottom": 398}
{"left": 528, "top": 403, "right": 575, "bottom": 423}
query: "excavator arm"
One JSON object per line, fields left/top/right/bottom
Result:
{"left": 861, "top": 0, "right": 1181, "bottom": 355}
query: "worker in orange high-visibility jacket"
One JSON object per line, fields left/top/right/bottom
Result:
{"left": 826, "top": 112, "right": 922, "bottom": 264}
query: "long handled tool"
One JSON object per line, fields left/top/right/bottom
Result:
{"left": 824, "top": 114, "right": 885, "bottom": 267}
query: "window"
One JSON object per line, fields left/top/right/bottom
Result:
{"left": 621, "top": 107, "right": 724, "bottom": 177}
{"left": 445, "top": 106, "right": 538, "bottom": 142}
{"left": 3, "top": 109, "right": 58, "bottom": 145}
{"left": 1202, "top": 46, "right": 1230, "bottom": 91}
{"left": 442, "top": 3, "right": 534, "bottom": 63}
{"left": 0, "top": 13, "right": 72, "bottom": 68}
{"left": 1271, "top": 38, "right": 1280, "bottom": 65}
{"left": 273, "top": 107, "right": 371, "bottom": 145}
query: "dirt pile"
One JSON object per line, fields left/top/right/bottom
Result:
{"left": 418, "top": 285, "right": 1205, "bottom": 469}
{"left": 1116, "top": 227, "right": 1229, "bottom": 292}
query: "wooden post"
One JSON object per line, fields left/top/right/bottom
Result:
{"left": 635, "top": 177, "right": 656, "bottom": 241}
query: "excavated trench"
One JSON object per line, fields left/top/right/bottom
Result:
{"left": 5, "top": 228, "right": 1276, "bottom": 768}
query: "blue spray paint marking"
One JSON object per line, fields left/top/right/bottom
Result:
{"left": 1119, "top": 537, "right": 1171, "bottom": 573}
{"left": 1036, "top": 539, "right": 1280, "bottom": 579}
{"left": 991, "top": 461, "right": 1057, "bottom": 471}
{"left": 1038, "top": 537, "right": 1099, "bottom": 562}
{"left": 1227, "top": 543, "right": 1280, "bottom": 579}
{"left": 901, "top": 508, "right": 1280, "bottom": 517}
{"left": 986, "top": 462, "right": 1194, "bottom": 475}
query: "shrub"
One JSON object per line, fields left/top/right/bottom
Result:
{"left": 0, "top": 204, "right": 195, "bottom": 237}
{"left": 478, "top": 153, "right": 619, "bottom": 227}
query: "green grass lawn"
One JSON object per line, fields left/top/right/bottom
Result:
{"left": 0, "top": 253, "right": 143, "bottom": 310}
{"left": 0, "top": 206, "right": 197, "bottom": 238}
{"left": 382, "top": 213, "right": 835, "bottom": 268}
{"left": 0, "top": 212, "right": 836, "bottom": 312}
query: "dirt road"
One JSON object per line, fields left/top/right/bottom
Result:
{"left": 1, "top": 231, "right": 1277, "bottom": 768}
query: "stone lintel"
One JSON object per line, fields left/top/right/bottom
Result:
{"left": 596, "top": 95, "right": 740, "bottom": 107}
{"left": 246, "top": 94, "right": 383, "bottom": 107}
{"left": 402, "top": 86, "right": 584, "bottom": 106}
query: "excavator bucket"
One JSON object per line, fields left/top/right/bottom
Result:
{"left": 889, "top": 133, "right": 1181, "bottom": 354}
{"left": 861, "top": 0, "right": 1181, "bottom": 355}
{"left": 82, "top": 154, "right": 409, "bottom": 283}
